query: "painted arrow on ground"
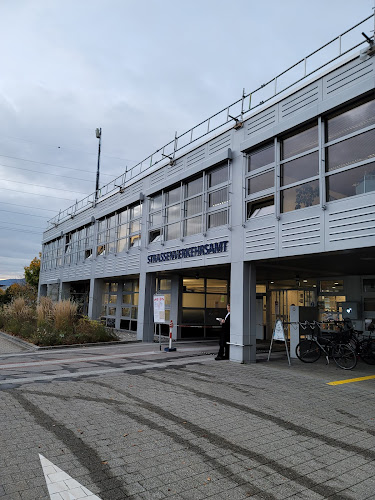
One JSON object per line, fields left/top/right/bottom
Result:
{"left": 39, "top": 454, "right": 103, "bottom": 500}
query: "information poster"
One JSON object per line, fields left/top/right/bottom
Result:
{"left": 273, "top": 319, "right": 285, "bottom": 341}
{"left": 153, "top": 295, "right": 166, "bottom": 323}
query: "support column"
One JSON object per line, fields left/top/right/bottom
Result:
{"left": 230, "top": 261, "right": 257, "bottom": 363}
{"left": 137, "top": 272, "right": 156, "bottom": 342}
{"left": 170, "top": 276, "right": 179, "bottom": 340}
{"left": 88, "top": 278, "right": 103, "bottom": 320}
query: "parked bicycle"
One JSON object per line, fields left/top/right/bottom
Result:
{"left": 341, "top": 318, "right": 375, "bottom": 365}
{"left": 295, "top": 321, "right": 357, "bottom": 370}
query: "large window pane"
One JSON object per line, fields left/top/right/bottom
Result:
{"left": 326, "top": 129, "right": 375, "bottom": 172}
{"left": 282, "top": 124, "right": 318, "bottom": 159}
{"left": 209, "top": 187, "right": 228, "bottom": 207}
{"left": 209, "top": 164, "right": 228, "bottom": 187}
{"left": 184, "top": 216, "right": 202, "bottom": 236}
{"left": 207, "top": 279, "right": 227, "bottom": 294}
{"left": 165, "top": 222, "right": 180, "bottom": 240}
{"left": 247, "top": 197, "right": 274, "bottom": 219}
{"left": 248, "top": 170, "right": 274, "bottom": 195}
{"left": 248, "top": 143, "right": 274, "bottom": 172}
{"left": 183, "top": 278, "right": 205, "bottom": 292}
{"left": 166, "top": 186, "right": 180, "bottom": 205}
{"left": 182, "top": 293, "right": 205, "bottom": 308}
{"left": 327, "top": 161, "right": 375, "bottom": 201}
{"left": 208, "top": 210, "right": 227, "bottom": 228}
{"left": 181, "top": 309, "right": 205, "bottom": 324}
{"left": 150, "top": 194, "right": 162, "bottom": 211}
{"left": 281, "top": 151, "right": 319, "bottom": 186}
{"left": 185, "top": 196, "right": 202, "bottom": 217}
{"left": 150, "top": 211, "right": 162, "bottom": 227}
{"left": 186, "top": 176, "right": 203, "bottom": 197}
{"left": 206, "top": 294, "right": 227, "bottom": 308}
{"left": 327, "top": 98, "right": 375, "bottom": 142}
{"left": 281, "top": 180, "right": 319, "bottom": 212}
{"left": 166, "top": 204, "right": 180, "bottom": 222}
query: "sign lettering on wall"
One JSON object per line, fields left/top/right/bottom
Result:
{"left": 147, "top": 240, "right": 229, "bottom": 264}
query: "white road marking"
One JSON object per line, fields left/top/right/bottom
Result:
{"left": 0, "top": 355, "right": 214, "bottom": 385}
{"left": 39, "top": 454, "right": 102, "bottom": 499}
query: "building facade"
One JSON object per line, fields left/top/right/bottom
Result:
{"left": 39, "top": 36, "right": 375, "bottom": 362}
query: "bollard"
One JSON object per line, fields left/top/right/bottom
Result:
{"left": 164, "top": 320, "right": 176, "bottom": 352}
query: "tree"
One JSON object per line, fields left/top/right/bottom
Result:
{"left": 24, "top": 254, "right": 41, "bottom": 290}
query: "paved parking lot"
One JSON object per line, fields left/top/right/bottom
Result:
{"left": 0, "top": 340, "right": 374, "bottom": 500}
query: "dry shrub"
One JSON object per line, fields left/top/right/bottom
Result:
{"left": 53, "top": 300, "right": 78, "bottom": 333}
{"left": 36, "top": 297, "right": 54, "bottom": 326}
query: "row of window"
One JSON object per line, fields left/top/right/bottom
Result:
{"left": 42, "top": 95, "right": 375, "bottom": 268}
{"left": 246, "top": 96, "right": 375, "bottom": 218}
{"left": 148, "top": 163, "right": 230, "bottom": 243}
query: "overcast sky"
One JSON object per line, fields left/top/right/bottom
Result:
{"left": 0, "top": 0, "right": 374, "bottom": 279}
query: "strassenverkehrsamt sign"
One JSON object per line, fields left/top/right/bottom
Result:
{"left": 147, "top": 240, "right": 229, "bottom": 264}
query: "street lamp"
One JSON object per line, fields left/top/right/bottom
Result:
{"left": 95, "top": 127, "right": 102, "bottom": 201}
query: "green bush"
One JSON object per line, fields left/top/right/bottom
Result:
{"left": 0, "top": 299, "right": 119, "bottom": 346}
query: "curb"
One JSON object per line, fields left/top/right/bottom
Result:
{"left": 0, "top": 330, "right": 141, "bottom": 351}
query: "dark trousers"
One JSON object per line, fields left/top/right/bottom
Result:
{"left": 218, "top": 331, "right": 230, "bottom": 359}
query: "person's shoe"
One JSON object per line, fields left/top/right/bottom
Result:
{"left": 215, "top": 355, "right": 224, "bottom": 360}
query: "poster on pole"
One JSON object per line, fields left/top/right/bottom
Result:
{"left": 273, "top": 319, "right": 285, "bottom": 340}
{"left": 153, "top": 295, "right": 166, "bottom": 323}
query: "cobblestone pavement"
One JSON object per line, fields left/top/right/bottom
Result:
{"left": 0, "top": 344, "right": 374, "bottom": 500}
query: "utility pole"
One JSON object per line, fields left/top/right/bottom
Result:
{"left": 95, "top": 127, "right": 102, "bottom": 201}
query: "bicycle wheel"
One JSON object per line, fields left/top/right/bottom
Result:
{"left": 296, "top": 340, "right": 321, "bottom": 363}
{"left": 360, "top": 339, "right": 375, "bottom": 365}
{"left": 332, "top": 343, "right": 357, "bottom": 370}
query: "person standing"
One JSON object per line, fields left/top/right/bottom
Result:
{"left": 215, "top": 303, "right": 230, "bottom": 360}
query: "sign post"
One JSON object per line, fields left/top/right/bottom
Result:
{"left": 153, "top": 295, "right": 166, "bottom": 351}
{"left": 267, "top": 319, "right": 291, "bottom": 365}
{"left": 164, "top": 320, "right": 176, "bottom": 352}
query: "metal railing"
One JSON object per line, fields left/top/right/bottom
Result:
{"left": 46, "top": 13, "right": 374, "bottom": 230}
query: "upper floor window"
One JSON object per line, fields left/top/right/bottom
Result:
{"left": 148, "top": 162, "right": 230, "bottom": 243}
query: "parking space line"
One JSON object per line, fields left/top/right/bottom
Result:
{"left": 327, "top": 375, "right": 375, "bottom": 385}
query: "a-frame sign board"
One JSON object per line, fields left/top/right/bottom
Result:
{"left": 267, "top": 319, "right": 291, "bottom": 366}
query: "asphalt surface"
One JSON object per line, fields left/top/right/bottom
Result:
{"left": 0, "top": 334, "right": 374, "bottom": 500}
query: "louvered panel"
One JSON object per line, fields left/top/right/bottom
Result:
{"left": 328, "top": 203, "right": 375, "bottom": 244}
{"left": 130, "top": 180, "right": 144, "bottom": 196}
{"left": 95, "top": 259, "right": 105, "bottom": 276}
{"left": 281, "top": 215, "right": 321, "bottom": 249}
{"left": 208, "top": 132, "right": 231, "bottom": 155}
{"left": 150, "top": 167, "right": 165, "bottom": 186}
{"left": 167, "top": 158, "right": 184, "bottom": 177}
{"left": 127, "top": 253, "right": 141, "bottom": 272}
{"left": 115, "top": 254, "right": 128, "bottom": 273}
{"left": 186, "top": 146, "right": 206, "bottom": 168}
{"left": 245, "top": 222, "right": 276, "bottom": 255}
{"left": 246, "top": 107, "right": 277, "bottom": 137}
{"left": 40, "top": 268, "right": 60, "bottom": 283}
{"left": 104, "top": 255, "right": 116, "bottom": 276}
{"left": 280, "top": 83, "right": 320, "bottom": 120}
{"left": 323, "top": 59, "right": 373, "bottom": 97}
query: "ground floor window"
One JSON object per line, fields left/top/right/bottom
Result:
{"left": 181, "top": 277, "right": 228, "bottom": 338}
{"left": 101, "top": 280, "right": 139, "bottom": 330}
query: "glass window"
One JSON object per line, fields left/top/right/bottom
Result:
{"left": 150, "top": 194, "right": 162, "bottom": 211}
{"left": 181, "top": 309, "right": 205, "bottom": 324}
{"left": 150, "top": 212, "right": 162, "bottom": 227}
{"left": 184, "top": 216, "right": 202, "bottom": 236}
{"left": 165, "top": 222, "right": 180, "bottom": 240}
{"left": 209, "top": 164, "right": 228, "bottom": 187}
{"left": 129, "top": 234, "right": 141, "bottom": 247}
{"left": 166, "top": 204, "right": 180, "bottom": 222}
{"left": 185, "top": 196, "right": 202, "bottom": 217}
{"left": 320, "top": 280, "right": 344, "bottom": 293}
{"left": 248, "top": 143, "right": 274, "bottom": 172}
{"left": 131, "top": 204, "right": 142, "bottom": 219}
{"left": 209, "top": 188, "right": 228, "bottom": 208}
{"left": 327, "top": 161, "right": 375, "bottom": 201}
{"left": 149, "top": 230, "right": 161, "bottom": 243}
{"left": 186, "top": 176, "right": 203, "bottom": 197}
{"left": 183, "top": 278, "right": 205, "bottom": 292}
{"left": 326, "top": 98, "right": 375, "bottom": 142}
{"left": 326, "top": 128, "right": 375, "bottom": 172}
{"left": 247, "top": 197, "right": 275, "bottom": 219}
{"left": 182, "top": 293, "right": 205, "bottom": 308}
{"left": 282, "top": 124, "right": 318, "bottom": 159}
{"left": 208, "top": 211, "right": 227, "bottom": 228}
{"left": 248, "top": 170, "right": 274, "bottom": 195}
{"left": 158, "top": 279, "right": 171, "bottom": 290}
{"left": 364, "top": 298, "right": 375, "bottom": 311}
{"left": 281, "top": 151, "right": 319, "bottom": 186}
{"left": 166, "top": 186, "right": 180, "bottom": 205}
{"left": 207, "top": 279, "right": 227, "bottom": 294}
{"left": 281, "top": 180, "right": 319, "bottom": 213}
{"left": 363, "top": 279, "right": 375, "bottom": 292}
{"left": 117, "top": 239, "right": 127, "bottom": 253}
{"left": 206, "top": 294, "right": 227, "bottom": 308}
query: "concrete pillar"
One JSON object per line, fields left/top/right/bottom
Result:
{"left": 137, "top": 271, "right": 156, "bottom": 342}
{"left": 170, "top": 275, "right": 179, "bottom": 340}
{"left": 230, "top": 261, "right": 257, "bottom": 363}
{"left": 88, "top": 278, "right": 103, "bottom": 320}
